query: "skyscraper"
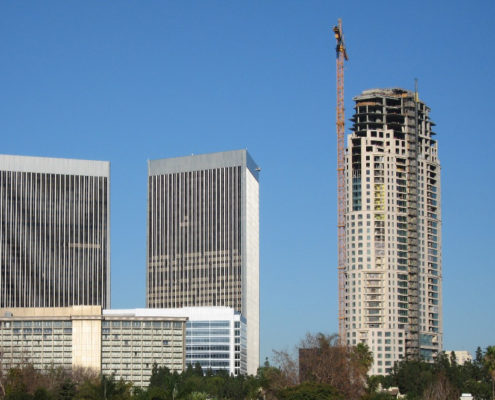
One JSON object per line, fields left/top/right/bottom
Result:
{"left": 0, "top": 155, "right": 110, "bottom": 308}
{"left": 344, "top": 88, "right": 442, "bottom": 375}
{"left": 147, "top": 150, "right": 259, "bottom": 375}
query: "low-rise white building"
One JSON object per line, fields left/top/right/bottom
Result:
{"left": 0, "top": 306, "right": 187, "bottom": 387}
{"left": 0, "top": 306, "right": 247, "bottom": 388}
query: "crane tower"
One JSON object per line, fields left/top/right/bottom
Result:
{"left": 333, "top": 19, "right": 348, "bottom": 343}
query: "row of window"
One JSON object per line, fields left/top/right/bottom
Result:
{"left": 102, "top": 321, "right": 183, "bottom": 329}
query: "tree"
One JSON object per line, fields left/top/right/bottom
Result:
{"left": 277, "top": 382, "right": 343, "bottom": 400}
{"left": 297, "top": 333, "right": 368, "bottom": 400}
{"left": 74, "top": 374, "right": 132, "bottom": 400}
{"left": 384, "top": 351, "right": 495, "bottom": 400}
{"left": 148, "top": 365, "right": 180, "bottom": 400}
{"left": 422, "top": 372, "right": 459, "bottom": 400}
{"left": 33, "top": 388, "right": 52, "bottom": 400}
{"left": 272, "top": 349, "right": 298, "bottom": 387}
{"left": 484, "top": 346, "right": 495, "bottom": 400}
{"left": 476, "top": 347, "right": 484, "bottom": 366}
{"left": 450, "top": 351, "right": 457, "bottom": 365}
{"left": 362, "top": 394, "right": 396, "bottom": 400}
{"left": 56, "top": 378, "right": 76, "bottom": 400}
{"left": 187, "top": 393, "right": 208, "bottom": 400}
{"left": 192, "top": 363, "right": 203, "bottom": 378}
{"left": 353, "top": 343, "right": 373, "bottom": 375}
{"left": 388, "top": 359, "right": 434, "bottom": 398}
{"left": 257, "top": 363, "right": 287, "bottom": 400}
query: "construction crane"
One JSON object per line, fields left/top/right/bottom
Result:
{"left": 333, "top": 18, "right": 348, "bottom": 344}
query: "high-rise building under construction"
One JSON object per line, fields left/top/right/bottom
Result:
{"left": 344, "top": 88, "right": 442, "bottom": 375}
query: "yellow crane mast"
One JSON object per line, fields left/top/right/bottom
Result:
{"left": 333, "top": 18, "right": 348, "bottom": 344}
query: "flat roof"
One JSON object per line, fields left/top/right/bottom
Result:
{"left": 103, "top": 307, "right": 243, "bottom": 321}
{"left": 148, "top": 149, "right": 259, "bottom": 180}
{"left": 0, "top": 154, "right": 109, "bottom": 177}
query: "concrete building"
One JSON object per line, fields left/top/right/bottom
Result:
{"left": 344, "top": 88, "right": 442, "bottom": 375}
{"left": 107, "top": 307, "right": 247, "bottom": 376}
{"left": 0, "top": 155, "right": 110, "bottom": 308}
{"left": 147, "top": 150, "right": 259, "bottom": 375}
{"left": 0, "top": 307, "right": 186, "bottom": 387}
{"left": 445, "top": 350, "right": 473, "bottom": 365}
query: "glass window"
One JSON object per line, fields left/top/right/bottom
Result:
{"left": 191, "top": 322, "right": 209, "bottom": 328}
{"left": 210, "top": 321, "right": 229, "bottom": 328}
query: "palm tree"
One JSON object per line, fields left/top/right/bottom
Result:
{"left": 484, "top": 346, "right": 495, "bottom": 400}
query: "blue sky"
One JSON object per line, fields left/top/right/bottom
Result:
{"left": 1, "top": 1, "right": 494, "bottom": 362}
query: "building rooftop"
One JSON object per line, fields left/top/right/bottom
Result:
{"left": 0, "top": 154, "right": 109, "bottom": 176}
{"left": 103, "top": 306, "right": 242, "bottom": 320}
{"left": 358, "top": 88, "right": 413, "bottom": 97}
{"left": 148, "top": 149, "right": 260, "bottom": 180}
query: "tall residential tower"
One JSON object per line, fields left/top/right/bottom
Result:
{"left": 0, "top": 155, "right": 110, "bottom": 308}
{"left": 147, "top": 150, "right": 259, "bottom": 375}
{"left": 344, "top": 89, "right": 442, "bottom": 375}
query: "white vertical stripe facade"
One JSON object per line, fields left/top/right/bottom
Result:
{"left": 147, "top": 167, "right": 243, "bottom": 310}
{"left": 0, "top": 155, "right": 110, "bottom": 308}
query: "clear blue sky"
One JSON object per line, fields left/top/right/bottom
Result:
{"left": 1, "top": 1, "right": 494, "bottom": 362}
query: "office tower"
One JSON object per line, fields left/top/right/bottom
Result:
{"left": 0, "top": 155, "right": 110, "bottom": 308}
{"left": 147, "top": 150, "right": 259, "bottom": 375}
{"left": 344, "top": 88, "right": 442, "bottom": 375}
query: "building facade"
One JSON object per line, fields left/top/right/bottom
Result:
{"left": 0, "top": 307, "right": 187, "bottom": 388}
{"left": 108, "top": 307, "right": 247, "bottom": 376}
{"left": 445, "top": 350, "right": 473, "bottom": 365}
{"left": 0, "top": 155, "right": 110, "bottom": 308}
{"left": 344, "top": 88, "right": 442, "bottom": 375}
{"left": 147, "top": 150, "right": 259, "bottom": 375}
{"left": 101, "top": 309, "right": 186, "bottom": 386}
